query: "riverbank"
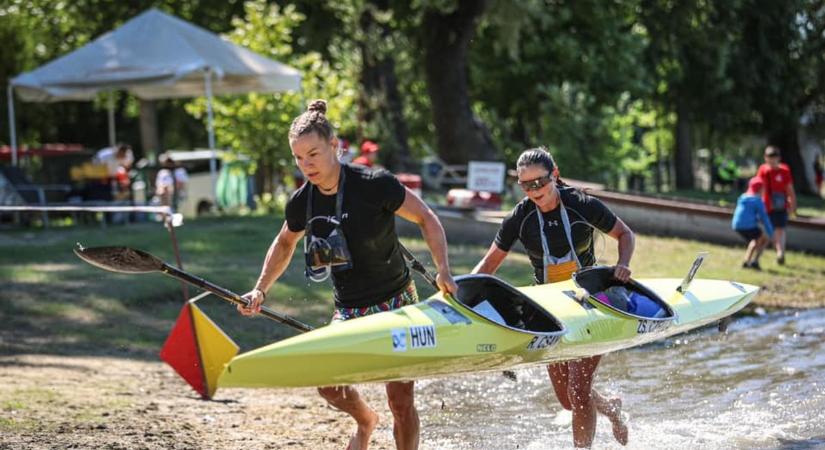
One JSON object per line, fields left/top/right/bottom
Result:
{"left": 2, "top": 215, "right": 824, "bottom": 448}
{"left": 0, "top": 353, "right": 400, "bottom": 449}
{"left": 3, "top": 312, "right": 823, "bottom": 449}
{"left": 2, "top": 214, "right": 823, "bottom": 357}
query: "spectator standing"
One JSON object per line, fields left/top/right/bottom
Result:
{"left": 155, "top": 152, "right": 189, "bottom": 212}
{"left": 93, "top": 143, "right": 134, "bottom": 200}
{"left": 95, "top": 143, "right": 134, "bottom": 177}
{"left": 756, "top": 146, "right": 796, "bottom": 265}
{"left": 353, "top": 140, "right": 379, "bottom": 168}
{"left": 338, "top": 138, "right": 355, "bottom": 164}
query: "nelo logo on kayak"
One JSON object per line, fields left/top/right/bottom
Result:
{"left": 526, "top": 335, "right": 559, "bottom": 351}
{"left": 476, "top": 344, "right": 496, "bottom": 352}
{"left": 637, "top": 319, "right": 671, "bottom": 334}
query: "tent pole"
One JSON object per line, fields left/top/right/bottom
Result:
{"left": 107, "top": 91, "right": 116, "bottom": 148}
{"left": 8, "top": 84, "right": 18, "bottom": 166}
{"left": 204, "top": 69, "right": 217, "bottom": 201}
{"left": 204, "top": 70, "right": 216, "bottom": 150}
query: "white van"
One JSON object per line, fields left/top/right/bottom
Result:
{"left": 165, "top": 149, "right": 223, "bottom": 217}
{"left": 141, "top": 149, "right": 252, "bottom": 217}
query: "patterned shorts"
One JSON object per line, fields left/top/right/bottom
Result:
{"left": 331, "top": 281, "right": 419, "bottom": 322}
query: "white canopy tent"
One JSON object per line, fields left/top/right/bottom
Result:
{"left": 7, "top": 8, "right": 302, "bottom": 168}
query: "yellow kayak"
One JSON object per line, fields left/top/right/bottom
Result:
{"left": 218, "top": 266, "right": 757, "bottom": 388}
{"left": 72, "top": 245, "right": 758, "bottom": 396}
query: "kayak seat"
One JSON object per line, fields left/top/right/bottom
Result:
{"left": 573, "top": 266, "right": 675, "bottom": 320}
{"left": 455, "top": 274, "right": 564, "bottom": 333}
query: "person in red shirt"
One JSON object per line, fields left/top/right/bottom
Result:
{"left": 756, "top": 146, "right": 796, "bottom": 265}
{"left": 353, "top": 140, "right": 379, "bottom": 168}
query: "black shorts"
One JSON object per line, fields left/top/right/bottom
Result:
{"left": 736, "top": 228, "right": 763, "bottom": 242}
{"left": 769, "top": 210, "right": 788, "bottom": 228}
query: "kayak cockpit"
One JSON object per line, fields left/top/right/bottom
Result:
{"left": 573, "top": 266, "right": 676, "bottom": 322}
{"left": 453, "top": 274, "right": 566, "bottom": 334}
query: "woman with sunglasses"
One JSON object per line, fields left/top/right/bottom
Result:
{"left": 239, "top": 99, "right": 458, "bottom": 450}
{"left": 472, "top": 147, "right": 634, "bottom": 448}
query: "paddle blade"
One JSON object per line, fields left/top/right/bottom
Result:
{"left": 160, "top": 302, "right": 239, "bottom": 400}
{"left": 190, "top": 302, "right": 239, "bottom": 398}
{"left": 160, "top": 303, "right": 207, "bottom": 398}
{"left": 73, "top": 243, "right": 164, "bottom": 274}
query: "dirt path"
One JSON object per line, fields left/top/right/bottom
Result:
{"left": 0, "top": 354, "right": 400, "bottom": 450}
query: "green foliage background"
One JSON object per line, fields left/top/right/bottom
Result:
{"left": 3, "top": 0, "right": 825, "bottom": 192}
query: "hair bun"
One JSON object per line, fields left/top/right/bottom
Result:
{"left": 307, "top": 99, "right": 327, "bottom": 114}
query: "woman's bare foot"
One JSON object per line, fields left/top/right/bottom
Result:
{"left": 605, "top": 398, "right": 628, "bottom": 445}
{"left": 346, "top": 409, "right": 380, "bottom": 450}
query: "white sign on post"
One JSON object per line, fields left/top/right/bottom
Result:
{"left": 467, "top": 161, "right": 506, "bottom": 193}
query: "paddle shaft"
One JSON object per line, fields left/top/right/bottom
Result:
{"left": 398, "top": 243, "right": 439, "bottom": 290}
{"left": 159, "top": 263, "right": 314, "bottom": 332}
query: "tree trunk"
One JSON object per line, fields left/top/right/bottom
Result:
{"left": 768, "top": 125, "right": 815, "bottom": 195}
{"left": 422, "top": 0, "right": 498, "bottom": 164}
{"left": 139, "top": 99, "right": 160, "bottom": 161}
{"left": 674, "top": 100, "right": 694, "bottom": 189}
{"left": 358, "top": 1, "right": 412, "bottom": 172}
{"left": 654, "top": 134, "right": 662, "bottom": 192}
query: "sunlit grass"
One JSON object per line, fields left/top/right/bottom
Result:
{"left": 664, "top": 189, "right": 825, "bottom": 218}
{"left": 2, "top": 214, "right": 824, "bottom": 358}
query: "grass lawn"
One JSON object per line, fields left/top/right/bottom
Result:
{"left": 1, "top": 214, "right": 824, "bottom": 358}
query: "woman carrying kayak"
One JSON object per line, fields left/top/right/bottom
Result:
{"left": 472, "top": 147, "right": 634, "bottom": 448}
{"left": 239, "top": 99, "right": 458, "bottom": 450}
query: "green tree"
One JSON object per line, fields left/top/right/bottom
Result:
{"left": 419, "top": 0, "right": 498, "bottom": 164}
{"left": 638, "top": 0, "right": 742, "bottom": 190}
{"left": 469, "top": 0, "right": 650, "bottom": 182}
{"left": 324, "top": 0, "right": 416, "bottom": 171}
{"left": 185, "top": 1, "right": 358, "bottom": 193}
{"left": 726, "top": 0, "right": 825, "bottom": 194}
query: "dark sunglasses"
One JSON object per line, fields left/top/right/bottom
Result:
{"left": 517, "top": 174, "right": 553, "bottom": 191}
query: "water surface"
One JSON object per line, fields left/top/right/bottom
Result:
{"left": 419, "top": 309, "right": 825, "bottom": 449}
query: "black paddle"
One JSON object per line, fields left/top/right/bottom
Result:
{"left": 398, "top": 242, "right": 439, "bottom": 289}
{"left": 77, "top": 242, "right": 517, "bottom": 378}
{"left": 75, "top": 242, "right": 457, "bottom": 334}
{"left": 73, "top": 243, "right": 314, "bottom": 332}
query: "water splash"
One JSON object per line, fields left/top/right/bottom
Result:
{"left": 420, "top": 309, "right": 825, "bottom": 449}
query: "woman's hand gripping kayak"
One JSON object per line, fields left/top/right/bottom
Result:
{"left": 436, "top": 268, "right": 458, "bottom": 297}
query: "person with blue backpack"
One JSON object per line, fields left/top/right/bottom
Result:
{"left": 732, "top": 177, "right": 774, "bottom": 270}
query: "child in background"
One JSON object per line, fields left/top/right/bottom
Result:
{"left": 731, "top": 177, "right": 774, "bottom": 270}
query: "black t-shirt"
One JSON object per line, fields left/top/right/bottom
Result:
{"left": 285, "top": 164, "right": 410, "bottom": 308}
{"left": 495, "top": 187, "right": 617, "bottom": 284}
